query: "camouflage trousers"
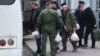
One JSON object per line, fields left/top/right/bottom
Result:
{"left": 61, "top": 30, "right": 77, "bottom": 51}
{"left": 41, "top": 30, "right": 56, "bottom": 56}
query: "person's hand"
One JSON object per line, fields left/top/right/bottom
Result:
{"left": 64, "top": 26, "right": 66, "bottom": 30}
{"left": 94, "top": 25, "right": 97, "bottom": 29}
{"left": 94, "top": 25, "right": 97, "bottom": 27}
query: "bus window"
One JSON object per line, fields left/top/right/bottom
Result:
{"left": 0, "top": 0, "right": 15, "bottom": 5}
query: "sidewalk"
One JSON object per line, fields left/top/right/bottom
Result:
{"left": 23, "top": 35, "right": 100, "bottom": 56}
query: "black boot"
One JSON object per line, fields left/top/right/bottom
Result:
{"left": 83, "top": 44, "right": 88, "bottom": 47}
{"left": 83, "top": 43, "right": 88, "bottom": 47}
{"left": 61, "top": 45, "right": 67, "bottom": 52}
{"left": 91, "top": 46, "right": 95, "bottom": 48}
{"left": 91, "top": 44, "right": 95, "bottom": 48}
{"left": 72, "top": 42, "right": 78, "bottom": 52}
{"left": 36, "top": 49, "right": 41, "bottom": 54}
{"left": 78, "top": 44, "right": 84, "bottom": 48}
{"left": 56, "top": 46, "right": 60, "bottom": 53}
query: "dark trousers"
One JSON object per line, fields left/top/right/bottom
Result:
{"left": 84, "top": 26, "right": 95, "bottom": 46}
{"left": 29, "top": 21, "right": 34, "bottom": 31}
{"left": 36, "top": 37, "right": 41, "bottom": 50}
{"left": 36, "top": 29, "right": 42, "bottom": 51}
{"left": 76, "top": 26, "right": 84, "bottom": 46}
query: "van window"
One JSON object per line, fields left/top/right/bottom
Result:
{"left": 0, "top": 0, "right": 15, "bottom": 5}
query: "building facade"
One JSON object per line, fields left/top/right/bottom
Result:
{"left": 23, "top": 0, "right": 100, "bottom": 30}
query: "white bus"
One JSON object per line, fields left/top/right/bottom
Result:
{"left": 0, "top": 0, "right": 23, "bottom": 56}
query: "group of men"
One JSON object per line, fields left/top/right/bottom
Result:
{"left": 29, "top": 1, "right": 96, "bottom": 56}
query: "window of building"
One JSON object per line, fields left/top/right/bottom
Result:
{"left": 0, "top": 0, "right": 15, "bottom": 5}
{"left": 99, "top": 21, "right": 100, "bottom": 29}
{"left": 96, "top": 0, "right": 100, "bottom": 9}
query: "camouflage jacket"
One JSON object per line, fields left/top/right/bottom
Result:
{"left": 36, "top": 8, "right": 63, "bottom": 32}
{"left": 61, "top": 10, "right": 77, "bottom": 32}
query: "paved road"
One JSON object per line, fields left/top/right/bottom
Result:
{"left": 23, "top": 44, "right": 34, "bottom": 56}
{"left": 23, "top": 35, "right": 100, "bottom": 56}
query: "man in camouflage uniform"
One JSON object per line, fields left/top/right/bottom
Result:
{"left": 35, "top": 2, "right": 63, "bottom": 56}
{"left": 50, "top": 1, "right": 62, "bottom": 52}
{"left": 60, "top": 3, "right": 77, "bottom": 52}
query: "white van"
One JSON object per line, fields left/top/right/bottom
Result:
{"left": 0, "top": 0, "right": 23, "bottom": 56}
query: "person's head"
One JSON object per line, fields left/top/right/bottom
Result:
{"left": 50, "top": 1, "right": 59, "bottom": 10}
{"left": 61, "top": 3, "right": 68, "bottom": 12}
{"left": 78, "top": 1, "right": 85, "bottom": 11}
{"left": 31, "top": 2, "right": 38, "bottom": 9}
{"left": 45, "top": 2, "right": 51, "bottom": 8}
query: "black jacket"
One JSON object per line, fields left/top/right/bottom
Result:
{"left": 30, "top": 8, "right": 41, "bottom": 30}
{"left": 85, "top": 7, "right": 96, "bottom": 26}
{"left": 75, "top": 8, "right": 86, "bottom": 27}
{"left": 61, "top": 9, "right": 67, "bottom": 25}
{"left": 75, "top": 7, "right": 96, "bottom": 27}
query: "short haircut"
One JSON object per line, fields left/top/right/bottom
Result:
{"left": 61, "top": 3, "right": 66, "bottom": 6}
{"left": 45, "top": 2, "right": 50, "bottom": 7}
{"left": 31, "top": 2, "right": 38, "bottom": 6}
{"left": 50, "top": 1, "right": 59, "bottom": 9}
